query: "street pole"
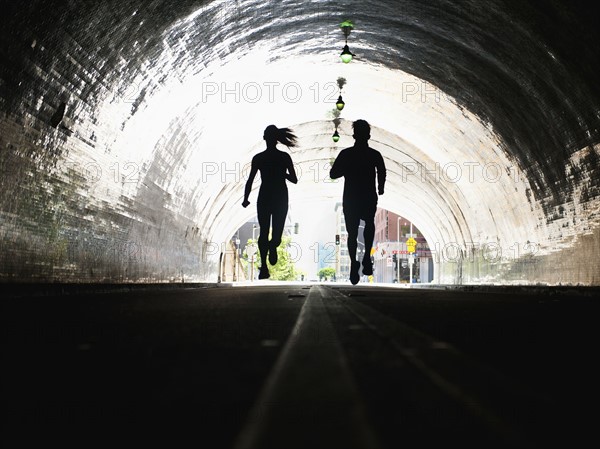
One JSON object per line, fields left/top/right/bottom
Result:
{"left": 409, "top": 222, "right": 413, "bottom": 284}
{"left": 251, "top": 224, "right": 257, "bottom": 281}
{"left": 357, "top": 247, "right": 363, "bottom": 282}
{"left": 397, "top": 217, "right": 400, "bottom": 283}
{"left": 337, "top": 242, "right": 340, "bottom": 282}
{"left": 235, "top": 235, "right": 240, "bottom": 282}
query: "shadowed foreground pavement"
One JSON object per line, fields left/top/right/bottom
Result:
{"left": 1, "top": 284, "right": 599, "bottom": 448}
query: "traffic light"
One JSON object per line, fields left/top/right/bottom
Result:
{"left": 294, "top": 223, "right": 299, "bottom": 234}
{"left": 335, "top": 234, "right": 340, "bottom": 245}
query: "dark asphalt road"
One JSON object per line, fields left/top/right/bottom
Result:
{"left": 1, "top": 283, "right": 598, "bottom": 448}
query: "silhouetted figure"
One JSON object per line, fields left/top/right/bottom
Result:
{"left": 242, "top": 125, "right": 298, "bottom": 279}
{"left": 330, "top": 120, "right": 386, "bottom": 285}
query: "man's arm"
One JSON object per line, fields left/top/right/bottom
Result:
{"left": 376, "top": 152, "right": 386, "bottom": 195}
{"left": 242, "top": 157, "right": 258, "bottom": 207}
{"left": 329, "top": 151, "right": 345, "bottom": 179}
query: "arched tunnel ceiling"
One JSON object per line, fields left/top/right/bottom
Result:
{"left": 1, "top": 0, "right": 599, "bottom": 284}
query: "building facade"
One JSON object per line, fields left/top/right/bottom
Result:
{"left": 335, "top": 203, "right": 350, "bottom": 281}
{"left": 373, "top": 208, "right": 434, "bottom": 283}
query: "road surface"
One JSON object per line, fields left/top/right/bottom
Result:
{"left": 2, "top": 283, "right": 598, "bottom": 448}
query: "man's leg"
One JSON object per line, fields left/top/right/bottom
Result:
{"left": 344, "top": 210, "right": 359, "bottom": 262}
{"left": 344, "top": 208, "right": 360, "bottom": 284}
{"left": 362, "top": 211, "right": 375, "bottom": 275}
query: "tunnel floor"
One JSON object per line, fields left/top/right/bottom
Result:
{"left": 1, "top": 284, "right": 599, "bottom": 448}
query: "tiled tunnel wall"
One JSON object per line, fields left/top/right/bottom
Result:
{"left": 0, "top": 1, "right": 213, "bottom": 282}
{"left": 1, "top": 0, "right": 599, "bottom": 285}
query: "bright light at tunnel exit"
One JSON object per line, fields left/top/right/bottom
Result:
{"left": 99, "top": 23, "right": 545, "bottom": 284}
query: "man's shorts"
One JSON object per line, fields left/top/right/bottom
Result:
{"left": 343, "top": 202, "right": 377, "bottom": 224}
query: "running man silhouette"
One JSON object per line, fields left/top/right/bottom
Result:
{"left": 242, "top": 125, "right": 298, "bottom": 279}
{"left": 330, "top": 120, "right": 386, "bottom": 285}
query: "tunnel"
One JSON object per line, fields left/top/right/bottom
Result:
{"left": 1, "top": 0, "right": 599, "bottom": 286}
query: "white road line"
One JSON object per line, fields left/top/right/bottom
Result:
{"left": 233, "top": 285, "right": 379, "bottom": 449}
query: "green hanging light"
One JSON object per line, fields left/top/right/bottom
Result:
{"left": 336, "top": 95, "right": 345, "bottom": 111}
{"left": 339, "top": 20, "right": 355, "bottom": 63}
{"left": 332, "top": 130, "right": 340, "bottom": 142}
{"left": 340, "top": 44, "right": 355, "bottom": 63}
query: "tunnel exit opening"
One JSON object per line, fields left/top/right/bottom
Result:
{"left": 218, "top": 205, "right": 434, "bottom": 286}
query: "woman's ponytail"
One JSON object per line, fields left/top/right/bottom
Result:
{"left": 264, "top": 124, "right": 297, "bottom": 148}
{"left": 277, "top": 127, "right": 298, "bottom": 148}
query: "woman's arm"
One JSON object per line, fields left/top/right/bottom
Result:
{"left": 285, "top": 154, "right": 298, "bottom": 184}
{"left": 242, "top": 157, "right": 258, "bottom": 207}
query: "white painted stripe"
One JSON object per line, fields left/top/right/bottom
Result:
{"left": 233, "top": 285, "right": 379, "bottom": 449}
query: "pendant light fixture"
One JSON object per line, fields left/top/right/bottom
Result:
{"left": 339, "top": 20, "right": 355, "bottom": 63}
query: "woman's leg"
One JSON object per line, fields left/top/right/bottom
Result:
{"left": 257, "top": 202, "right": 272, "bottom": 278}
{"left": 269, "top": 199, "right": 288, "bottom": 265}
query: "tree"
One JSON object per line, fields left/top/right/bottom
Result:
{"left": 243, "top": 235, "right": 298, "bottom": 281}
{"left": 269, "top": 235, "right": 298, "bottom": 281}
{"left": 318, "top": 267, "right": 336, "bottom": 281}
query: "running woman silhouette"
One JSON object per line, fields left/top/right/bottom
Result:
{"left": 242, "top": 125, "right": 298, "bottom": 279}
{"left": 330, "top": 119, "right": 386, "bottom": 285}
